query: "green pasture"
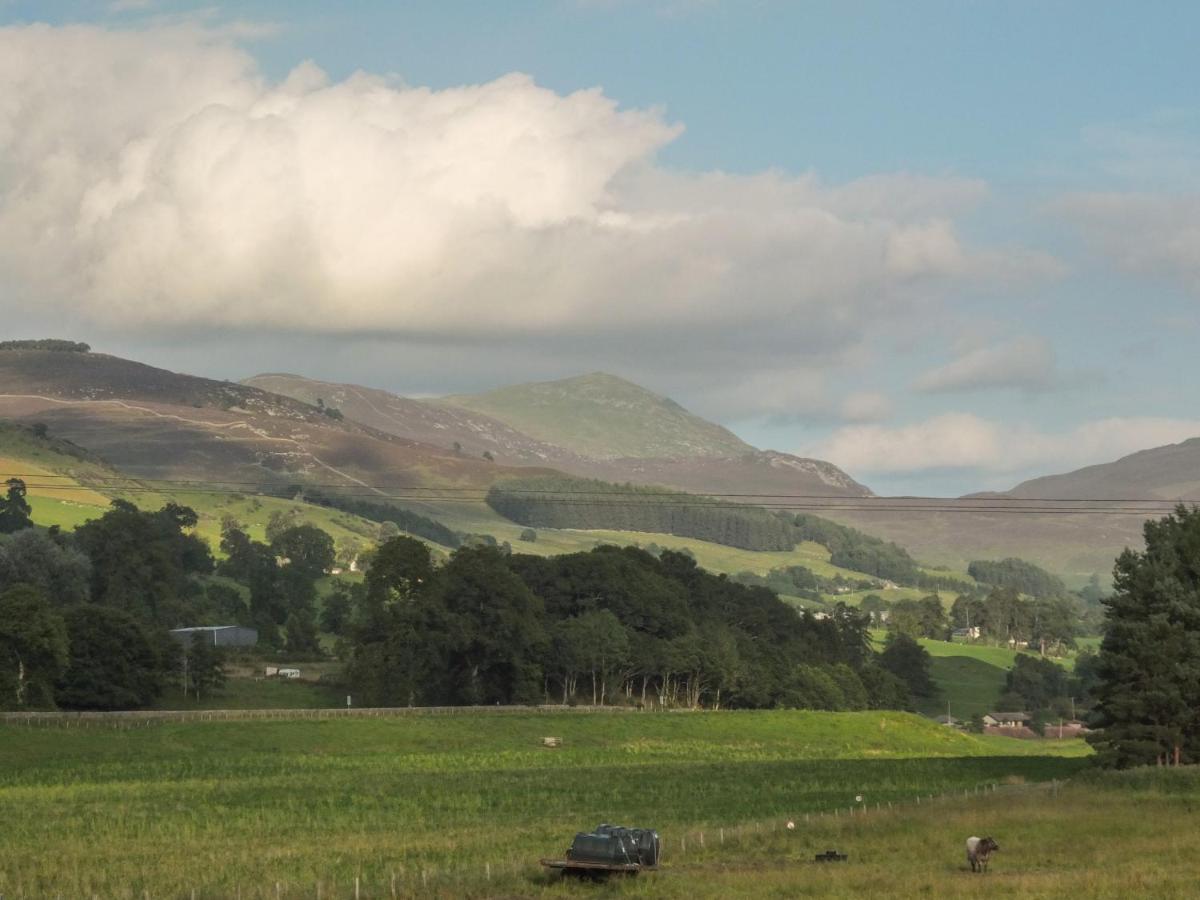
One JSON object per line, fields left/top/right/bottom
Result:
{"left": 0, "top": 709, "right": 1087, "bottom": 898}
{"left": 918, "top": 656, "right": 1010, "bottom": 720}
{"left": 571, "top": 768, "right": 1200, "bottom": 899}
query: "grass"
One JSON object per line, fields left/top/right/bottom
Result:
{"left": 151, "top": 675, "right": 345, "bottom": 710}
{"left": 0, "top": 709, "right": 1088, "bottom": 898}
{"left": 918, "top": 656, "right": 1010, "bottom": 720}
{"left": 865, "top": 633, "right": 1089, "bottom": 719}
{"left": 586, "top": 767, "right": 1200, "bottom": 899}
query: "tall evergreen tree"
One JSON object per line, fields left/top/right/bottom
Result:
{"left": 1089, "top": 505, "right": 1200, "bottom": 767}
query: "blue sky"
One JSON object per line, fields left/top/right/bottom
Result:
{"left": 2, "top": 1, "right": 1199, "bottom": 494}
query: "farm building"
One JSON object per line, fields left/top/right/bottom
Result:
{"left": 982, "top": 712, "right": 1031, "bottom": 728}
{"left": 169, "top": 625, "right": 258, "bottom": 648}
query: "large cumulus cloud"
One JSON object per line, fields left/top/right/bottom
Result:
{"left": 0, "top": 24, "right": 1021, "bottom": 344}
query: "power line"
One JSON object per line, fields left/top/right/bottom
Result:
{"left": 2, "top": 475, "right": 1189, "bottom": 516}
{"left": 0, "top": 472, "right": 1191, "bottom": 506}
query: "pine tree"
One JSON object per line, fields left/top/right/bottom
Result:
{"left": 1088, "top": 506, "right": 1200, "bottom": 767}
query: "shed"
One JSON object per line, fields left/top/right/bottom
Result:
{"left": 170, "top": 625, "right": 258, "bottom": 648}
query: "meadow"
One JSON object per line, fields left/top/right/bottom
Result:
{"left": 0, "top": 709, "right": 1088, "bottom": 898}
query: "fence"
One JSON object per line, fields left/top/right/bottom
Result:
{"left": 0, "top": 778, "right": 1063, "bottom": 898}
{"left": 0, "top": 703, "right": 645, "bottom": 729}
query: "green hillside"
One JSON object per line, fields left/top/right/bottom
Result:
{"left": 440, "top": 371, "right": 753, "bottom": 459}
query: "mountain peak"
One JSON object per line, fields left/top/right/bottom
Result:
{"left": 440, "top": 373, "right": 752, "bottom": 461}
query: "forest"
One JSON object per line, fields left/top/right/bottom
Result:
{"left": 487, "top": 476, "right": 798, "bottom": 551}
{"left": 0, "top": 479, "right": 933, "bottom": 714}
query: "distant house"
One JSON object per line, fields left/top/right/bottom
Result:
{"left": 935, "top": 715, "right": 963, "bottom": 729}
{"left": 952, "top": 626, "right": 981, "bottom": 640}
{"left": 169, "top": 625, "right": 258, "bottom": 648}
{"left": 1046, "top": 720, "right": 1089, "bottom": 739}
{"left": 982, "top": 712, "right": 1031, "bottom": 728}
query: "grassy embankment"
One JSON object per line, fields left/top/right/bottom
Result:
{"left": 0, "top": 709, "right": 1088, "bottom": 898}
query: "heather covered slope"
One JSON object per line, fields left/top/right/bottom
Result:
{"left": 248, "top": 371, "right": 872, "bottom": 498}
{"left": 1003, "top": 437, "right": 1200, "bottom": 501}
{"left": 242, "top": 372, "right": 591, "bottom": 467}
{"left": 0, "top": 349, "right": 547, "bottom": 495}
{"left": 842, "top": 438, "right": 1200, "bottom": 580}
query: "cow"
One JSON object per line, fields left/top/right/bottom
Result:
{"left": 965, "top": 836, "right": 999, "bottom": 873}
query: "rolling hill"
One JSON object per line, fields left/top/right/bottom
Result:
{"left": 246, "top": 371, "right": 872, "bottom": 499}
{"left": 0, "top": 349, "right": 542, "bottom": 491}
{"left": 440, "top": 371, "right": 753, "bottom": 460}
{"left": 0, "top": 347, "right": 882, "bottom": 578}
{"left": 1002, "top": 437, "right": 1200, "bottom": 501}
{"left": 820, "top": 439, "right": 1200, "bottom": 583}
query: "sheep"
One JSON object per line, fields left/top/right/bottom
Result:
{"left": 965, "top": 836, "right": 999, "bottom": 873}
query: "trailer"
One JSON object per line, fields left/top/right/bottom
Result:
{"left": 541, "top": 824, "right": 660, "bottom": 877}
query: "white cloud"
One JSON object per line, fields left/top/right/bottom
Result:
{"left": 913, "top": 335, "right": 1056, "bottom": 393}
{"left": 839, "top": 391, "right": 891, "bottom": 423}
{"left": 809, "top": 414, "right": 1200, "bottom": 475}
{"left": 0, "top": 23, "right": 1050, "bottom": 414}
{"left": 1054, "top": 192, "right": 1200, "bottom": 295}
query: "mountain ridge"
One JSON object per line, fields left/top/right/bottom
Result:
{"left": 243, "top": 370, "right": 873, "bottom": 499}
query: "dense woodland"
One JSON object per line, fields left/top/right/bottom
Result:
{"left": 304, "top": 489, "right": 462, "bottom": 548}
{"left": 9, "top": 467, "right": 1197, "bottom": 770}
{"left": 344, "top": 538, "right": 918, "bottom": 710}
{"left": 487, "top": 477, "right": 797, "bottom": 551}
{"left": 0, "top": 478, "right": 931, "bottom": 713}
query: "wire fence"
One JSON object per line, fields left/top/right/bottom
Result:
{"left": 0, "top": 703, "right": 651, "bottom": 728}
{"left": 0, "top": 777, "right": 1063, "bottom": 898}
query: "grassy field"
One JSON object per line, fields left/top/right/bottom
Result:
{"left": 151, "top": 674, "right": 345, "bottom": 710}
{"left": 0, "top": 709, "right": 1088, "bottom": 898}
{"left": 918, "top": 656, "right": 1009, "bottom": 720}
{"left": 863, "top": 633, "right": 1087, "bottom": 720}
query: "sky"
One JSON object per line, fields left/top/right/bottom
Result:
{"left": 1, "top": 1, "right": 1199, "bottom": 495}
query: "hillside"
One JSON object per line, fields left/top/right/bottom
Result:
{"left": 827, "top": 438, "right": 1200, "bottom": 582}
{"left": 242, "top": 372, "right": 590, "bottom": 467}
{"left": 247, "top": 371, "right": 872, "bottom": 499}
{"left": 440, "top": 372, "right": 754, "bottom": 460}
{"left": 1003, "top": 437, "right": 1200, "bottom": 500}
{"left": 0, "top": 349, "right": 560, "bottom": 540}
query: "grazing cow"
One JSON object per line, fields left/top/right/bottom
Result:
{"left": 965, "top": 836, "right": 999, "bottom": 872}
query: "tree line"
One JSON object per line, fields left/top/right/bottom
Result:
{"left": 0, "top": 481, "right": 339, "bottom": 711}
{"left": 304, "top": 489, "right": 462, "bottom": 548}
{"left": 0, "top": 339, "right": 90, "bottom": 352}
{"left": 487, "top": 477, "right": 797, "bottom": 552}
{"left": 341, "top": 537, "right": 933, "bottom": 712}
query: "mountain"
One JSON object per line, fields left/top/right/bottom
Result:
{"left": 1002, "top": 438, "right": 1200, "bottom": 501}
{"left": 820, "top": 438, "right": 1200, "bottom": 584}
{"left": 439, "top": 372, "right": 754, "bottom": 461}
{"left": 245, "top": 371, "right": 872, "bottom": 499}
{"left": 0, "top": 348, "right": 542, "bottom": 495}
{"left": 242, "top": 373, "right": 592, "bottom": 468}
